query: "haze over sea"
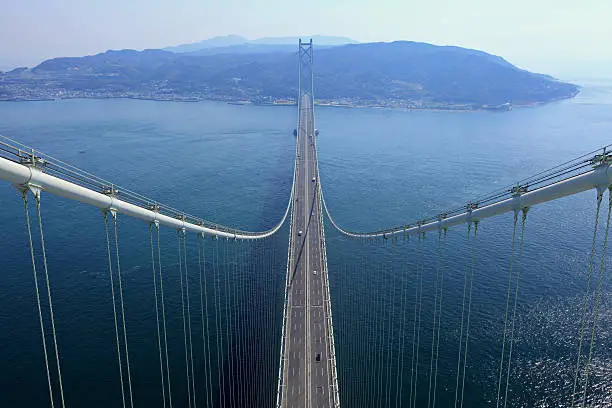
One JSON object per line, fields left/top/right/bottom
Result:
{"left": 1, "top": 78, "right": 611, "bottom": 407}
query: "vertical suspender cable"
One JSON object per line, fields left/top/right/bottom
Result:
{"left": 112, "top": 213, "right": 134, "bottom": 408}
{"left": 347, "top": 251, "right": 353, "bottom": 405}
{"left": 253, "top": 238, "right": 261, "bottom": 404}
{"left": 177, "top": 229, "right": 192, "bottom": 408}
{"left": 262, "top": 237, "right": 268, "bottom": 405}
{"left": 233, "top": 239, "right": 241, "bottom": 407}
{"left": 364, "top": 247, "right": 372, "bottom": 406}
{"left": 362, "top": 247, "right": 370, "bottom": 406}
{"left": 360, "top": 243, "right": 372, "bottom": 407}
{"left": 373, "top": 240, "right": 379, "bottom": 404}
{"left": 149, "top": 224, "right": 167, "bottom": 408}
{"left": 104, "top": 211, "right": 126, "bottom": 408}
{"left": 454, "top": 223, "right": 472, "bottom": 408}
{"left": 183, "top": 232, "right": 197, "bottom": 408}
{"left": 228, "top": 238, "right": 235, "bottom": 405}
{"left": 428, "top": 230, "right": 443, "bottom": 408}
{"left": 243, "top": 239, "right": 251, "bottom": 406}
{"left": 385, "top": 240, "right": 395, "bottom": 407}
{"left": 355, "top": 251, "right": 362, "bottom": 406}
{"left": 267, "top": 236, "right": 275, "bottom": 405}
{"left": 252, "top": 239, "right": 260, "bottom": 404}
{"left": 232, "top": 239, "right": 239, "bottom": 407}
{"left": 432, "top": 229, "right": 447, "bottom": 408}
{"left": 503, "top": 209, "right": 528, "bottom": 408}
{"left": 225, "top": 240, "right": 232, "bottom": 407}
{"left": 224, "top": 239, "right": 234, "bottom": 407}
{"left": 272, "top": 235, "right": 278, "bottom": 405}
{"left": 273, "top": 235, "right": 279, "bottom": 406}
{"left": 213, "top": 238, "right": 223, "bottom": 406}
{"left": 363, "top": 247, "right": 374, "bottom": 407}
{"left": 156, "top": 224, "right": 174, "bottom": 408}
{"left": 236, "top": 239, "right": 245, "bottom": 408}
{"left": 413, "top": 233, "right": 425, "bottom": 408}
{"left": 460, "top": 221, "right": 478, "bottom": 408}
{"left": 219, "top": 238, "right": 227, "bottom": 405}
{"left": 259, "top": 238, "right": 266, "bottom": 404}
{"left": 240, "top": 239, "right": 247, "bottom": 406}
{"left": 33, "top": 191, "right": 66, "bottom": 408}
{"left": 225, "top": 240, "right": 233, "bottom": 407}
{"left": 22, "top": 191, "right": 56, "bottom": 408}
{"left": 581, "top": 187, "right": 612, "bottom": 407}
{"left": 376, "top": 239, "right": 386, "bottom": 406}
{"left": 571, "top": 189, "right": 603, "bottom": 407}
{"left": 496, "top": 211, "right": 519, "bottom": 408}
{"left": 396, "top": 237, "right": 410, "bottom": 407}
{"left": 197, "top": 234, "right": 213, "bottom": 408}
{"left": 409, "top": 234, "right": 422, "bottom": 407}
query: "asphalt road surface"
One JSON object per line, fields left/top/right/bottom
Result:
{"left": 279, "top": 95, "right": 336, "bottom": 408}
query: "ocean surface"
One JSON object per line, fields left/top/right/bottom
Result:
{"left": 1, "top": 79, "right": 612, "bottom": 407}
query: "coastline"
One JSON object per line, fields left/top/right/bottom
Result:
{"left": 0, "top": 90, "right": 581, "bottom": 112}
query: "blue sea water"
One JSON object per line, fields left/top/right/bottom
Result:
{"left": 1, "top": 79, "right": 612, "bottom": 407}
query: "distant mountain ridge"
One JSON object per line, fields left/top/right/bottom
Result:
{"left": 0, "top": 41, "right": 579, "bottom": 108}
{"left": 164, "top": 35, "right": 358, "bottom": 54}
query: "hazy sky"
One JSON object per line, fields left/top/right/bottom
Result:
{"left": 1, "top": 0, "right": 611, "bottom": 77}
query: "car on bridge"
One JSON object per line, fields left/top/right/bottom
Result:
{"left": 298, "top": 230, "right": 303, "bottom": 236}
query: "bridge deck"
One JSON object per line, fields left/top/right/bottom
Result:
{"left": 280, "top": 95, "right": 336, "bottom": 408}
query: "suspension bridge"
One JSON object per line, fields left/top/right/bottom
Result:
{"left": 0, "top": 39, "right": 611, "bottom": 408}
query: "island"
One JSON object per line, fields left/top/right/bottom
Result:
{"left": 0, "top": 41, "right": 579, "bottom": 110}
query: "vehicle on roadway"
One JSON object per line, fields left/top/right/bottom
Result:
{"left": 315, "top": 353, "right": 321, "bottom": 362}
{"left": 298, "top": 230, "right": 303, "bottom": 236}
{"left": 313, "top": 270, "right": 317, "bottom": 275}
{"left": 312, "top": 177, "right": 316, "bottom": 182}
